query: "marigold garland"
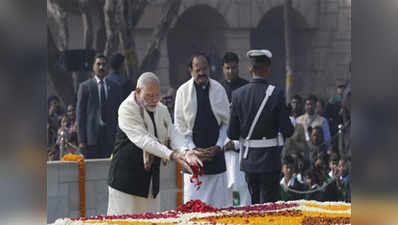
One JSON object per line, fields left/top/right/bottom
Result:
{"left": 61, "top": 154, "right": 85, "bottom": 217}
{"left": 303, "top": 202, "right": 351, "bottom": 211}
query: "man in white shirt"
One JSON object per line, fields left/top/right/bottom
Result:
{"left": 296, "top": 95, "right": 331, "bottom": 147}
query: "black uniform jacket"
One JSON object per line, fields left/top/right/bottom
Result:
{"left": 227, "top": 78, "right": 294, "bottom": 173}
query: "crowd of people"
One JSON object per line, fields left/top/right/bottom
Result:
{"left": 281, "top": 84, "right": 351, "bottom": 203}
{"left": 47, "top": 96, "right": 78, "bottom": 160}
{"left": 47, "top": 49, "right": 351, "bottom": 215}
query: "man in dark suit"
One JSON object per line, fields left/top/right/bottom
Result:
{"left": 227, "top": 49, "right": 294, "bottom": 204}
{"left": 76, "top": 54, "right": 123, "bottom": 159}
{"left": 106, "top": 53, "right": 134, "bottom": 100}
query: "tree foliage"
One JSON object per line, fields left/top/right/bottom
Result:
{"left": 48, "top": 0, "right": 182, "bottom": 105}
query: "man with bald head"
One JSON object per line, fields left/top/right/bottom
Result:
{"left": 107, "top": 72, "right": 202, "bottom": 215}
{"left": 174, "top": 52, "right": 232, "bottom": 208}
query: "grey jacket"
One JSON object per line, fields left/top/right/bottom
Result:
{"left": 76, "top": 77, "right": 122, "bottom": 146}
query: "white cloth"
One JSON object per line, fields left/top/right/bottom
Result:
{"left": 238, "top": 188, "right": 252, "bottom": 206}
{"left": 224, "top": 139, "right": 251, "bottom": 206}
{"left": 118, "top": 91, "right": 187, "bottom": 163}
{"left": 296, "top": 173, "right": 305, "bottom": 184}
{"left": 328, "top": 170, "right": 335, "bottom": 181}
{"left": 280, "top": 175, "right": 297, "bottom": 191}
{"left": 225, "top": 151, "right": 247, "bottom": 190}
{"left": 183, "top": 172, "right": 232, "bottom": 208}
{"left": 289, "top": 116, "right": 297, "bottom": 127}
{"left": 107, "top": 183, "right": 159, "bottom": 215}
{"left": 174, "top": 78, "right": 230, "bottom": 136}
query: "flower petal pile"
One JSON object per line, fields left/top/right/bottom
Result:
{"left": 50, "top": 200, "right": 351, "bottom": 225}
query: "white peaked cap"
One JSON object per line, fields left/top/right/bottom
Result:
{"left": 246, "top": 49, "right": 272, "bottom": 59}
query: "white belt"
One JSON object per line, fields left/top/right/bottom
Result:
{"left": 240, "top": 135, "right": 284, "bottom": 159}
{"left": 243, "top": 137, "right": 283, "bottom": 148}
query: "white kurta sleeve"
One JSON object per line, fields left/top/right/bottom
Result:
{"left": 118, "top": 103, "right": 173, "bottom": 160}
{"left": 216, "top": 123, "right": 228, "bottom": 148}
{"left": 185, "top": 135, "right": 196, "bottom": 150}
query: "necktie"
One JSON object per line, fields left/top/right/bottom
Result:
{"left": 99, "top": 80, "right": 106, "bottom": 122}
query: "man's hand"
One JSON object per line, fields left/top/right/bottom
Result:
{"left": 192, "top": 148, "right": 215, "bottom": 161}
{"left": 223, "top": 141, "right": 235, "bottom": 152}
{"left": 144, "top": 155, "right": 155, "bottom": 171}
{"left": 184, "top": 150, "right": 203, "bottom": 167}
{"left": 206, "top": 145, "right": 222, "bottom": 156}
{"left": 171, "top": 152, "right": 195, "bottom": 174}
{"left": 194, "top": 146, "right": 222, "bottom": 161}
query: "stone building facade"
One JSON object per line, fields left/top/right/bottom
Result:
{"left": 67, "top": 0, "right": 351, "bottom": 100}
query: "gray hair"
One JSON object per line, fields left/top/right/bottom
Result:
{"left": 136, "top": 72, "right": 160, "bottom": 89}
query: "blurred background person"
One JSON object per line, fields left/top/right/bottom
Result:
{"left": 106, "top": 53, "right": 134, "bottom": 101}
{"left": 315, "top": 99, "right": 326, "bottom": 117}
{"left": 297, "top": 95, "right": 331, "bottom": 147}
{"left": 47, "top": 96, "right": 63, "bottom": 160}
{"left": 308, "top": 126, "right": 328, "bottom": 164}
{"left": 161, "top": 88, "right": 176, "bottom": 123}
{"left": 56, "top": 116, "right": 79, "bottom": 158}
{"left": 220, "top": 52, "right": 248, "bottom": 101}
{"left": 324, "top": 85, "right": 345, "bottom": 137}
{"left": 336, "top": 157, "right": 351, "bottom": 202}
{"left": 279, "top": 155, "right": 306, "bottom": 201}
{"left": 288, "top": 94, "right": 304, "bottom": 127}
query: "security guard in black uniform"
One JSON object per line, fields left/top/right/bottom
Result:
{"left": 227, "top": 49, "right": 294, "bottom": 204}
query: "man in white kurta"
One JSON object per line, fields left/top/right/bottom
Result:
{"left": 174, "top": 53, "right": 232, "bottom": 208}
{"left": 107, "top": 72, "right": 201, "bottom": 215}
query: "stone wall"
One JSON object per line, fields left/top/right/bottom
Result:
{"left": 133, "top": 0, "right": 351, "bottom": 99}
{"left": 309, "top": 0, "right": 351, "bottom": 98}
{"left": 47, "top": 161, "right": 80, "bottom": 223}
{"left": 47, "top": 159, "right": 181, "bottom": 224}
{"left": 61, "top": 0, "right": 351, "bottom": 99}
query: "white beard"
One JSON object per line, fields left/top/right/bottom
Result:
{"left": 142, "top": 99, "right": 157, "bottom": 112}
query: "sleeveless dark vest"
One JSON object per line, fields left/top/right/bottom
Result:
{"left": 108, "top": 110, "right": 161, "bottom": 198}
{"left": 183, "top": 82, "right": 226, "bottom": 174}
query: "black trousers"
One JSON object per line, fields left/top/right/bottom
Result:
{"left": 245, "top": 171, "right": 281, "bottom": 204}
